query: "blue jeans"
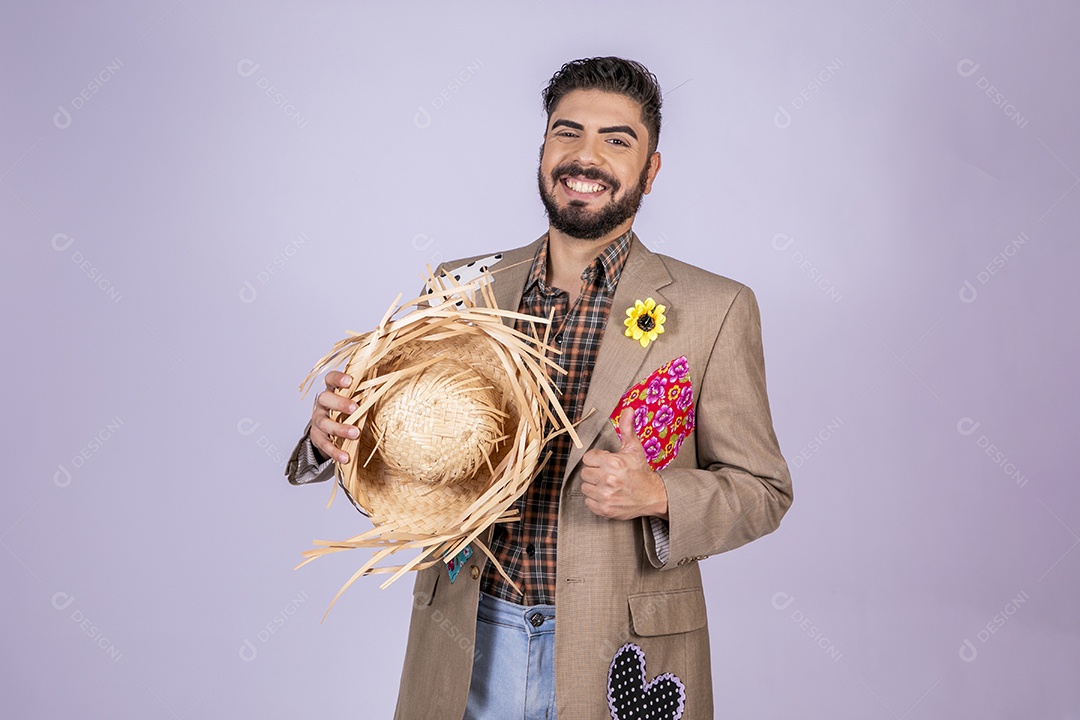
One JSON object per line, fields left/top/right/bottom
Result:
{"left": 463, "top": 592, "right": 557, "bottom": 720}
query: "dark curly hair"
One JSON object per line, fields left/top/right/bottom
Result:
{"left": 541, "top": 57, "right": 663, "bottom": 154}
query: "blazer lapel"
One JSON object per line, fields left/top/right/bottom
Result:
{"left": 488, "top": 236, "right": 543, "bottom": 321}
{"left": 562, "top": 238, "right": 673, "bottom": 482}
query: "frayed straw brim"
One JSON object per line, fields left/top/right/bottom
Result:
{"left": 297, "top": 266, "right": 579, "bottom": 619}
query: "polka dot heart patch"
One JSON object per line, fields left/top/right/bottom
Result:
{"left": 606, "top": 643, "right": 686, "bottom": 720}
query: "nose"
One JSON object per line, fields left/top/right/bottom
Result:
{"left": 572, "top": 132, "right": 605, "bottom": 168}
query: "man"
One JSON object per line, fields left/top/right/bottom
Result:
{"left": 287, "top": 57, "right": 792, "bottom": 720}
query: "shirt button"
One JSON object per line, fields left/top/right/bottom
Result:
{"left": 526, "top": 543, "right": 535, "bottom": 557}
{"left": 469, "top": 565, "right": 480, "bottom": 580}
{"left": 529, "top": 612, "right": 545, "bottom": 628}
{"left": 554, "top": 334, "right": 562, "bottom": 345}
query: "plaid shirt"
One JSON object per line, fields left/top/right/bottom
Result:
{"left": 481, "top": 230, "right": 634, "bottom": 606}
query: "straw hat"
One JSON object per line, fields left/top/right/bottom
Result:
{"left": 297, "top": 264, "right": 578, "bottom": 616}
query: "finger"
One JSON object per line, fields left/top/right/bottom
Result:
{"left": 580, "top": 472, "right": 616, "bottom": 500}
{"left": 581, "top": 457, "right": 619, "bottom": 486}
{"left": 323, "top": 371, "right": 353, "bottom": 390}
{"left": 618, "top": 408, "right": 642, "bottom": 452}
{"left": 581, "top": 448, "right": 607, "bottom": 467}
{"left": 584, "top": 496, "right": 615, "bottom": 520}
{"left": 580, "top": 466, "right": 601, "bottom": 486}
{"left": 315, "top": 373, "right": 356, "bottom": 464}
{"left": 315, "top": 413, "right": 360, "bottom": 441}
{"left": 317, "top": 388, "right": 358, "bottom": 415}
{"left": 310, "top": 423, "right": 351, "bottom": 464}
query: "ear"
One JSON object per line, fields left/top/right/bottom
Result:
{"left": 643, "top": 152, "right": 662, "bottom": 195}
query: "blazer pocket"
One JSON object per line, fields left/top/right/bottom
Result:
{"left": 628, "top": 587, "right": 707, "bottom": 637}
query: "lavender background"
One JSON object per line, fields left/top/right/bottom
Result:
{"left": 3, "top": 1, "right": 1078, "bottom": 717}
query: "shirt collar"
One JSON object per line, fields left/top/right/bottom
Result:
{"left": 523, "top": 229, "right": 635, "bottom": 295}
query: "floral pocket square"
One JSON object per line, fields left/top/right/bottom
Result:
{"left": 610, "top": 356, "right": 695, "bottom": 471}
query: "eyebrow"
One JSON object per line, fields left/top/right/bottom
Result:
{"left": 599, "top": 124, "right": 638, "bottom": 140}
{"left": 551, "top": 119, "right": 584, "bottom": 132}
{"left": 550, "top": 119, "right": 638, "bottom": 140}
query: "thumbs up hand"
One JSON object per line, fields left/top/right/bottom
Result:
{"left": 581, "top": 408, "right": 670, "bottom": 521}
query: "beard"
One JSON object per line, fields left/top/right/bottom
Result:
{"left": 538, "top": 155, "right": 651, "bottom": 241}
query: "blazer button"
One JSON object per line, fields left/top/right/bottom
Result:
{"left": 469, "top": 565, "right": 480, "bottom": 580}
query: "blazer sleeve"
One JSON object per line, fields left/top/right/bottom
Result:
{"left": 642, "top": 285, "right": 792, "bottom": 568}
{"left": 284, "top": 421, "right": 335, "bottom": 486}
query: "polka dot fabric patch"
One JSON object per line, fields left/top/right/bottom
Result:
{"left": 606, "top": 643, "right": 686, "bottom": 720}
{"left": 425, "top": 253, "right": 504, "bottom": 308}
{"left": 610, "top": 356, "right": 695, "bottom": 471}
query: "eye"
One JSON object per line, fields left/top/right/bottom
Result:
{"left": 607, "top": 137, "right": 629, "bottom": 146}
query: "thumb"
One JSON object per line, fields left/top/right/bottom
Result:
{"left": 617, "top": 408, "right": 644, "bottom": 454}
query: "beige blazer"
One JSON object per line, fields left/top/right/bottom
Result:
{"left": 291, "top": 235, "right": 792, "bottom": 719}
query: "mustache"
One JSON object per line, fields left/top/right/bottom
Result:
{"left": 550, "top": 163, "right": 620, "bottom": 192}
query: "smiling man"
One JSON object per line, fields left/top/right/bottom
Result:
{"left": 287, "top": 57, "right": 792, "bottom": 720}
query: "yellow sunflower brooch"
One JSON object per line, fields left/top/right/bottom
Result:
{"left": 624, "top": 298, "right": 667, "bottom": 348}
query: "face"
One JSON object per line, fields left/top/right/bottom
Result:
{"left": 537, "top": 89, "right": 660, "bottom": 241}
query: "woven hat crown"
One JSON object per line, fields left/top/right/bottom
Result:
{"left": 370, "top": 356, "right": 506, "bottom": 486}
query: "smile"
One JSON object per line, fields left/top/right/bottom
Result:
{"left": 560, "top": 176, "right": 609, "bottom": 199}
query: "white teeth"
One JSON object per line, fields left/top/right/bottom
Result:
{"left": 566, "top": 178, "right": 603, "bottom": 193}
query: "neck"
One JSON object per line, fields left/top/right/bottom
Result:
{"left": 545, "top": 219, "right": 634, "bottom": 292}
